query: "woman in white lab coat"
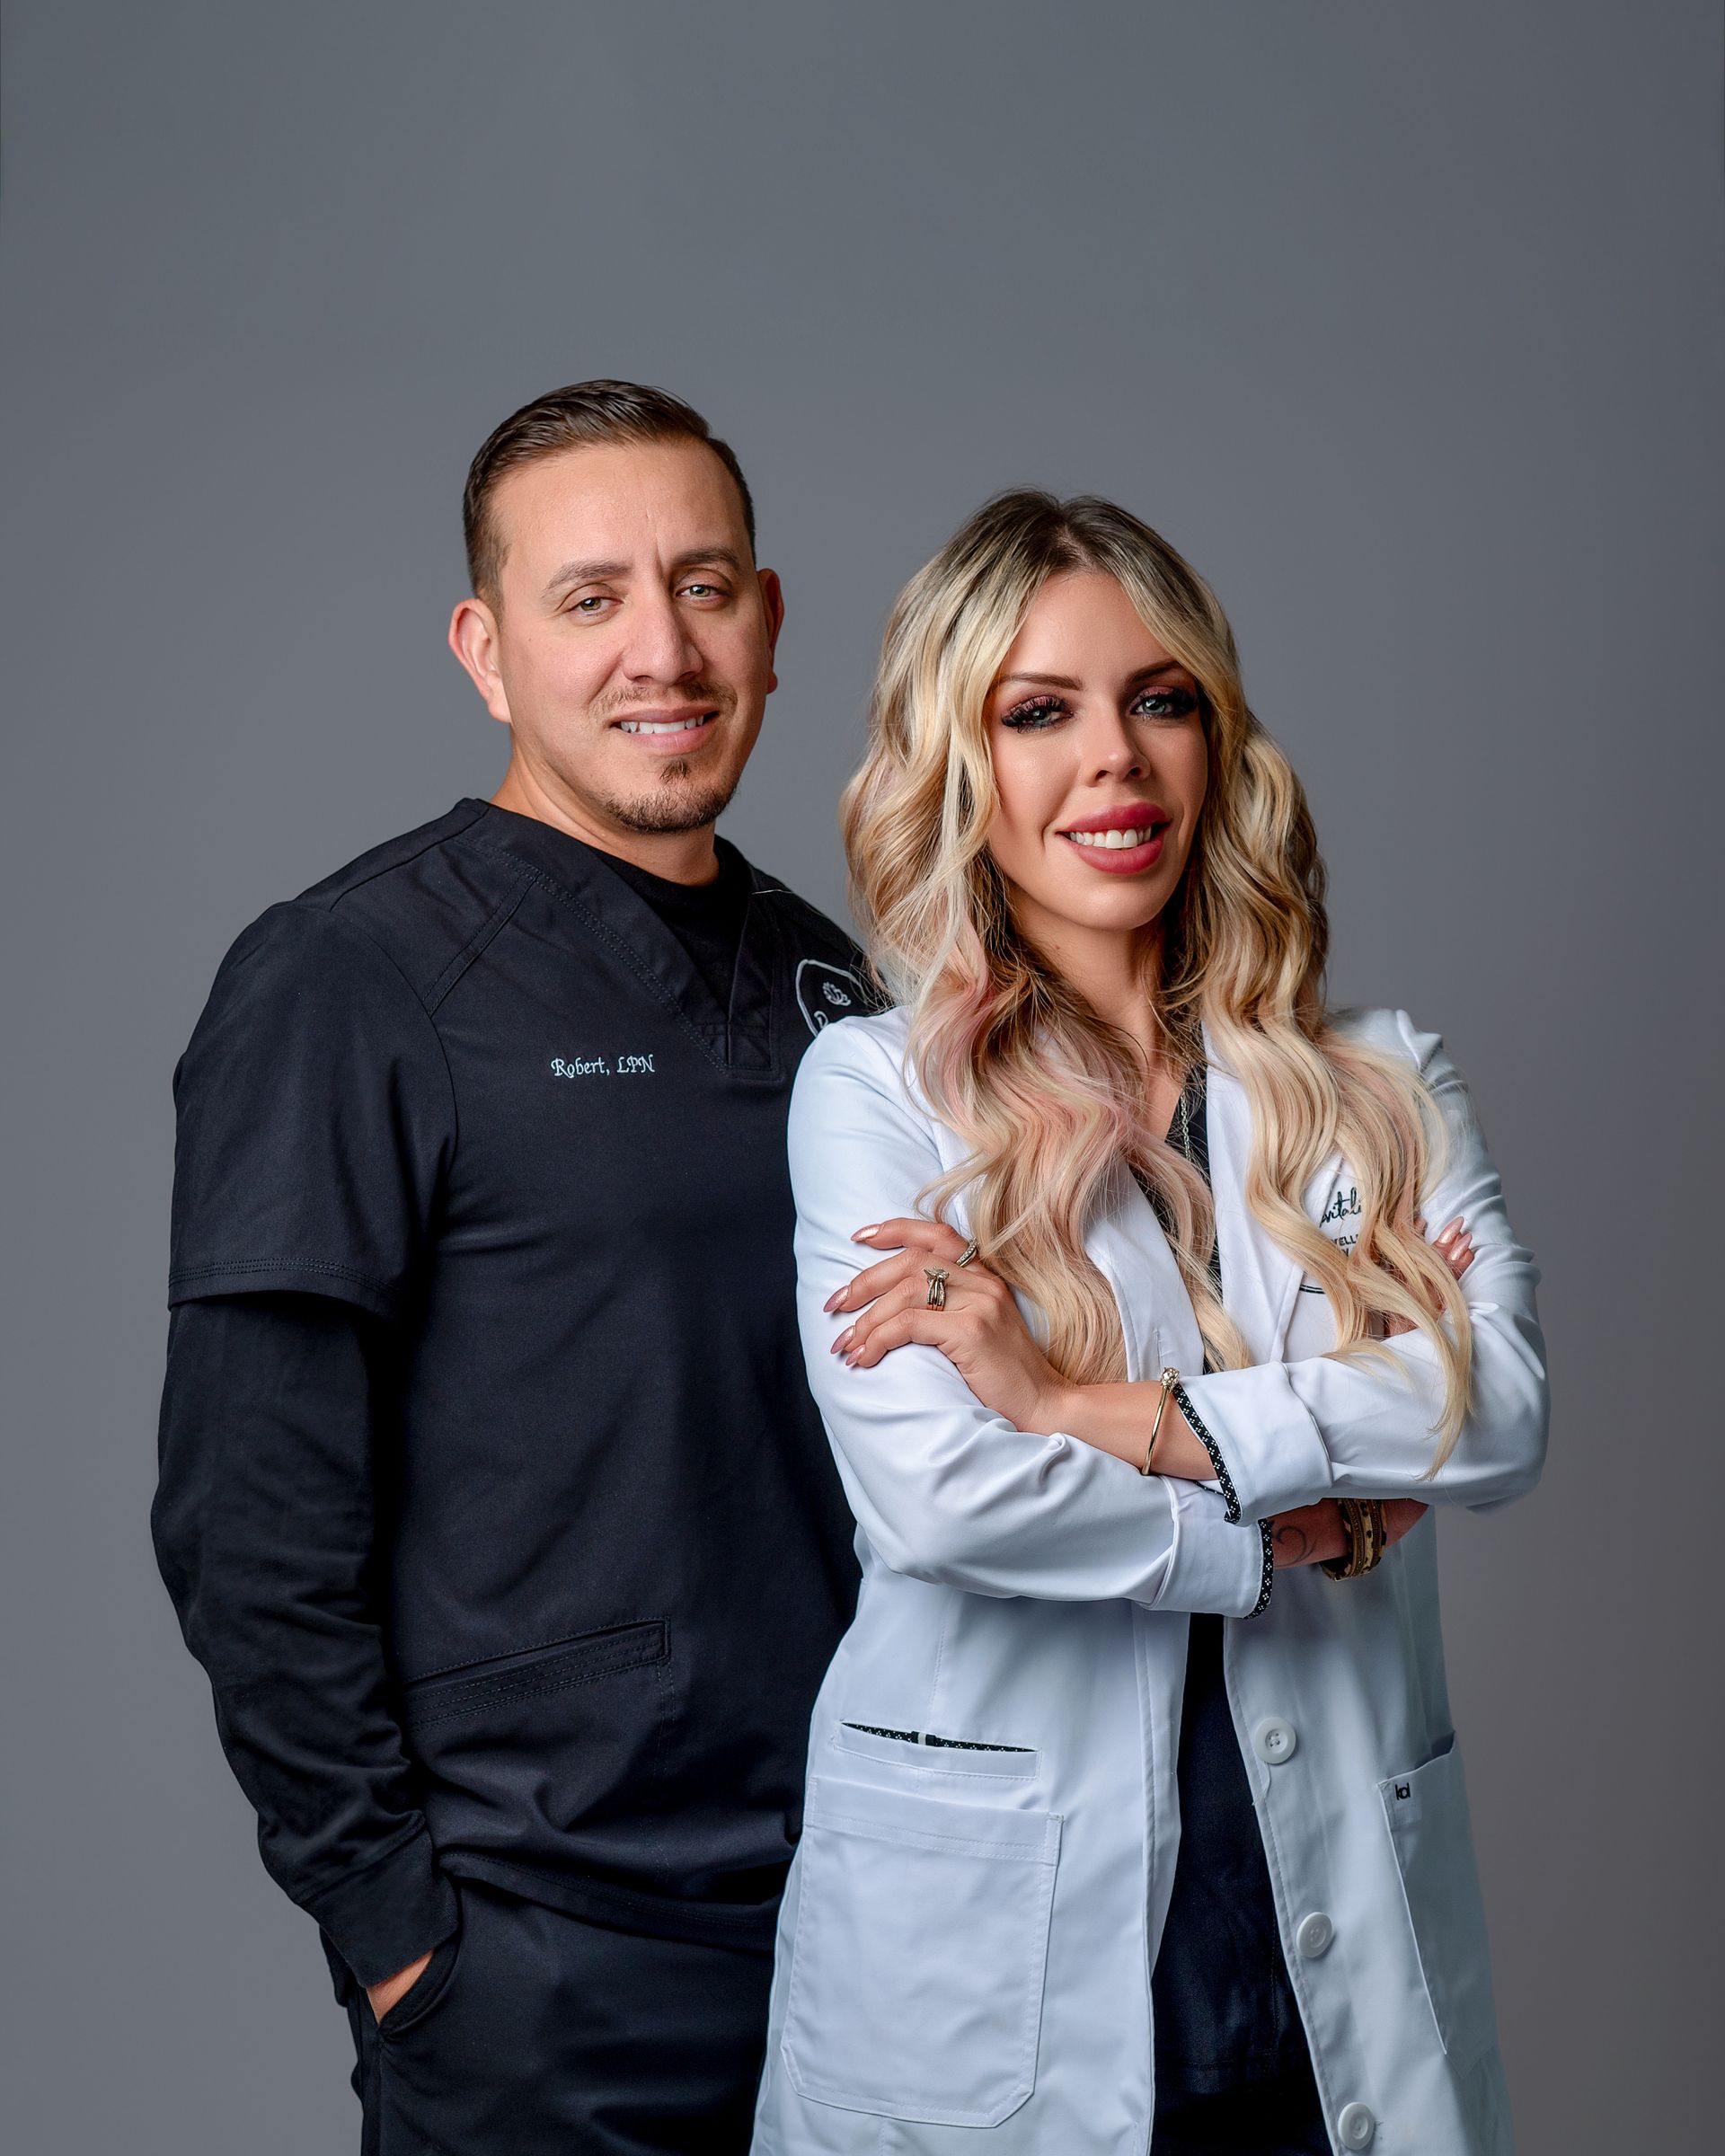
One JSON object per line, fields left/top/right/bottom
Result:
{"left": 750, "top": 491, "right": 1546, "bottom": 2156}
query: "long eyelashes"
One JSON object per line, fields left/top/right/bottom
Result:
{"left": 1137, "top": 686, "right": 1199, "bottom": 720}
{"left": 998, "top": 686, "right": 1200, "bottom": 730}
{"left": 999, "top": 694, "right": 1070, "bottom": 731}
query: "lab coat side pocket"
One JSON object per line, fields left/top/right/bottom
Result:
{"left": 781, "top": 1776, "right": 1061, "bottom": 2128}
{"left": 1378, "top": 1736, "right": 1499, "bottom": 2072}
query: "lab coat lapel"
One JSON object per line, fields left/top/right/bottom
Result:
{"left": 1005, "top": 1022, "right": 1349, "bottom": 1375}
{"left": 1090, "top": 1179, "right": 1205, "bottom": 1385}
{"left": 1202, "top": 1023, "right": 1340, "bottom": 1361}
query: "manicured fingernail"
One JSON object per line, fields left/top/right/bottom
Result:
{"left": 823, "top": 1289, "right": 843, "bottom": 1312}
{"left": 853, "top": 1226, "right": 880, "bottom": 1242}
{"left": 830, "top": 1327, "right": 854, "bottom": 1354}
{"left": 844, "top": 1351, "right": 862, "bottom": 1368}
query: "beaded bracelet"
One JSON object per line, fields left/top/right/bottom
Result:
{"left": 1320, "top": 1498, "right": 1388, "bottom": 1579}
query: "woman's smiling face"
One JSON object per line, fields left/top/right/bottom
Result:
{"left": 983, "top": 570, "right": 1209, "bottom": 953}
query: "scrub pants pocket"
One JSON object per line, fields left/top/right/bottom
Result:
{"left": 780, "top": 1776, "right": 1061, "bottom": 2130}
{"left": 374, "top": 1916, "right": 466, "bottom": 2038}
{"left": 345, "top": 1881, "right": 473, "bottom": 2156}
{"left": 346, "top": 1878, "right": 774, "bottom": 2156}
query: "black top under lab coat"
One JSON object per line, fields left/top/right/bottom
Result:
{"left": 1145, "top": 1067, "right": 1326, "bottom": 2144}
{"left": 154, "top": 801, "right": 869, "bottom": 1984}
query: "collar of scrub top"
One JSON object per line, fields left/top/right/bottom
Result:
{"left": 459, "top": 798, "right": 781, "bottom": 1078}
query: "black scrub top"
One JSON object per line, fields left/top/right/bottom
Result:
{"left": 158, "top": 799, "right": 870, "bottom": 1969}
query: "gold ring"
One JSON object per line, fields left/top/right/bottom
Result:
{"left": 923, "top": 1266, "right": 950, "bottom": 1310}
{"left": 955, "top": 1240, "right": 980, "bottom": 1268}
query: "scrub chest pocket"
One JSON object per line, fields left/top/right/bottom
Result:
{"left": 400, "top": 1620, "right": 675, "bottom": 1847}
{"left": 780, "top": 1777, "right": 1062, "bottom": 2128}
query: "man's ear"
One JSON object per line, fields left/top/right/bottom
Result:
{"left": 757, "top": 566, "right": 785, "bottom": 694}
{"left": 448, "top": 596, "right": 512, "bottom": 724}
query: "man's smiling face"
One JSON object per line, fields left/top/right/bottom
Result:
{"left": 452, "top": 437, "right": 783, "bottom": 844}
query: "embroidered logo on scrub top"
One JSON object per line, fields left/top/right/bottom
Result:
{"left": 794, "top": 959, "right": 870, "bottom": 1038}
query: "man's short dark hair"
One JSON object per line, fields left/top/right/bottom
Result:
{"left": 463, "top": 379, "right": 757, "bottom": 605}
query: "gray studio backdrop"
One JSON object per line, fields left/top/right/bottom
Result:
{"left": 3, "top": 4, "right": 1720, "bottom": 2152}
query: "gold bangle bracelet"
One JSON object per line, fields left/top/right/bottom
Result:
{"left": 1141, "top": 1366, "right": 1180, "bottom": 1476}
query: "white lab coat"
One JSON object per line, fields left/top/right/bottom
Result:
{"left": 751, "top": 1005, "right": 1547, "bottom": 2156}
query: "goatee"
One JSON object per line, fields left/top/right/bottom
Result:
{"left": 603, "top": 765, "right": 741, "bottom": 835}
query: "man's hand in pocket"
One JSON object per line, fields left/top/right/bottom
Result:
{"left": 367, "top": 1948, "right": 433, "bottom": 2024}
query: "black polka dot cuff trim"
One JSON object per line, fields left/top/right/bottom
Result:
{"left": 1171, "top": 1381, "right": 1240, "bottom": 1524}
{"left": 1247, "top": 1519, "right": 1274, "bottom": 1619}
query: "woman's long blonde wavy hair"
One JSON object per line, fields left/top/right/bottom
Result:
{"left": 843, "top": 491, "right": 1473, "bottom": 1463}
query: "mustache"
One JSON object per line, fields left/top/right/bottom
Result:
{"left": 594, "top": 683, "right": 736, "bottom": 722}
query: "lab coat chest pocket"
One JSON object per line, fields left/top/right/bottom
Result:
{"left": 781, "top": 1776, "right": 1061, "bottom": 2128}
{"left": 1378, "top": 1737, "right": 1499, "bottom": 2071}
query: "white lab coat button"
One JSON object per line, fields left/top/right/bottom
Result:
{"left": 1296, "top": 1910, "right": 1334, "bottom": 1957}
{"left": 1337, "top": 2102, "right": 1376, "bottom": 2147}
{"left": 1253, "top": 1716, "right": 1297, "bottom": 1764}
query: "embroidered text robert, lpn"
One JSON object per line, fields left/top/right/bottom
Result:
{"left": 551, "top": 1054, "right": 656, "bottom": 1078}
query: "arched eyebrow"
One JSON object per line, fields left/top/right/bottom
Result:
{"left": 542, "top": 545, "right": 746, "bottom": 599}
{"left": 995, "top": 659, "right": 1187, "bottom": 692}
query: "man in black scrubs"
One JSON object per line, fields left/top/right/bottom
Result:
{"left": 152, "top": 382, "right": 870, "bottom": 2152}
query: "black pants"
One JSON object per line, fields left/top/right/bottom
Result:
{"left": 1151, "top": 2070, "right": 1334, "bottom": 2155}
{"left": 342, "top": 1879, "right": 774, "bottom": 2155}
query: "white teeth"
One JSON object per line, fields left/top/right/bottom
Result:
{"left": 620, "top": 714, "right": 713, "bottom": 735}
{"left": 1066, "top": 826, "right": 1152, "bottom": 850}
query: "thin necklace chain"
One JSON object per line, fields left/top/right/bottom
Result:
{"left": 1170, "top": 1064, "right": 1201, "bottom": 1167}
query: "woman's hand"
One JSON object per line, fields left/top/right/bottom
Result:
{"left": 1380, "top": 1215, "right": 1473, "bottom": 1336}
{"left": 827, "top": 1218, "right": 1068, "bottom": 1437}
{"left": 1268, "top": 1498, "right": 1430, "bottom": 1568}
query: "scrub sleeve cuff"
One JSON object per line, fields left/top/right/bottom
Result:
{"left": 166, "top": 1262, "right": 400, "bottom": 1323}
{"left": 301, "top": 1823, "right": 459, "bottom": 1990}
{"left": 1157, "top": 1477, "right": 1270, "bottom": 1619}
{"left": 1172, "top": 1364, "right": 1332, "bottom": 1524}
